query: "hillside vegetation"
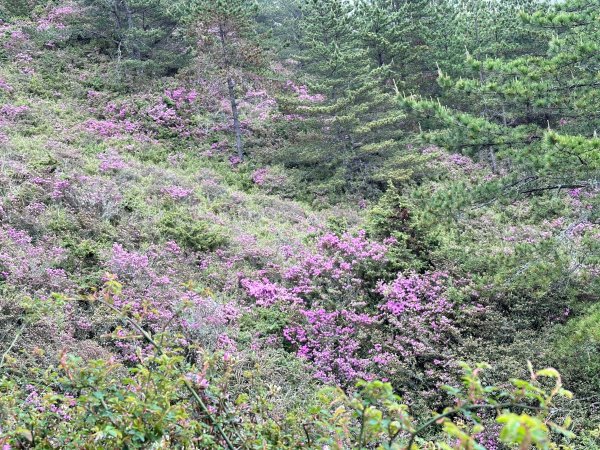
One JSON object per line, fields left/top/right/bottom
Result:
{"left": 0, "top": 0, "right": 598, "bottom": 448}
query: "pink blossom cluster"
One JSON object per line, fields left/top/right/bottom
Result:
{"left": 377, "top": 271, "right": 458, "bottom": 360}
{"left": 250, "top": 167, "right": 287, "bottom": 192}
{"left": 241, "top": 230, "right": 393, "bottom": 310}
{"left": 185, "top": 372, "right": 209, "bottom": 389}
{"left": 240, "top": 277, "right": 302, "bottom": 307}
{"left": 567, "top": 186, "right": 596, "bottom": 211}
{"left": 229, "top": 155, "right": 243, "bottom": 167}
{"left": 282, "top": 270, "right": 463, "bottom": 385}
{"left": 237, "top": 227, "right": 465, "bottom": 386}
{"left": 447, "top": 153, "right": 472, "bottom": 166}
{"left": 142, "top": 87, "right": 199, "bottom": 137}
{"left": 568, "top": 221, "right": 595, "bottom": 237}
{"left": 284, "top": 309, "right": 379, "bottom": 384}
{"left": 24, "top": 385, "right": 75, "bottom": 421}
{"left": 105, "top": 243, "right": 238, "bottom": 360}
{"left": 161, "top": 185, "right": 193, "bottom": 200}
{"left": 147, "top": 105, "right": 192, "bottom": 137}
{"left": 317, "top": 230, "right": 389, "bottom": 262}
{"left": 50, "top": 179, "right": 70, "bottom": 199}
{"left": 285, "top": 80, "right": 325, "bottom": 103}
{"left": 251, "top": 168, "right": 269, "bottom": 185}
{"left": 86, "top": 90, "right": 101, "bottom": 100}
{"left": 0, "top": 226, "right": 71, "bottom": 293}
{"left": 0, "top": 79, "right": 13, "bottom": 92}
{"left": 0, "top": 104, "right": 30, "bottom": 120}
{"left": 98, "top": 150, "right": 128, "bottom": 172}
{"left": 104, "top": 101, "right": 130, "bottom": 119}
{"left": 84, "top": 88, "right": 201, "bottom": 141}
{"left": 83, "top": 118, "right": 138, "bottom": 138}
{"left": 36, "top": 5, "right": 77, "bottom": 31}
{"left": 164, "top": 87, "right": 198, "bottom": 107}
{"left": 1, "top": 27, "right": 30, "bottom": 53}
{"left": 0, "top": 22, "right": 34, "bottom": 75}
{"left": 109, "top": 243, "right": 150, "bottom": 276}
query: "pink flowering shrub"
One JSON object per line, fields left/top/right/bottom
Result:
{"left": 282, "top": 270, "right": 464, "bottom": 388}
{"left": 241, "top": 230, "right": 391, "bottom": 310}
{"left": 36, "top": 4, "right": 78, "bottom": 32}
{"left": 0, "top": 102, "right": 30, "bottom": 142}
{"left": 250, "top": 167, "right": 288, "bottom": 193}
{"left": 98, "top": 150, "right": 128, "bottom": 172}
{"left": 229, "top": 155, "right": 243, "bottom": 167}
{"left": 161, "top": 185, "right": 193, "bottom": 200}
{"left": 0, "top": 79, "right": 13, "bottom": 92}
{"left": 104, "top": 243, "right": 237, "bottom": 361}
{"left": 251, "top": 168, "right": 269, "bottom": 185}
{"left": 238, "top": 228, "right": 466, "bottom": 388}
{"left": 0, "top": 24, "right": 31, "bottom": 55}
{"left": 83, "top": 87, "right": 201, "bottom": 142}
{"left": 164, "top": 87, "right": 198, "bottom": 107}
{"left": 377, "top": 271, "right": 459, "bottom": 361}
{"left": 283, "top": 309, "right": 380, "bottom": 384}
{"left": 26, "top": 384, "right": 75, "bottom": 420}
{"left": 83, "top": 118, "right": 139, "bottom": 138}
{"left": 0, "top": 104, "right": 30, "bottom": 120}
{"left": 146, "top": 87, "right": 199, "bottom": 138}
{"left": 0, "top": 103, "right": 29, "bottom": 139}
{"left": 421, "top": 146, "right": 488, "bottom": 182}
{"left": 285, "top": 80, "right": 325, "bottom": 103}
{"left": 0, "top": 226, "right": 72, "bottom": 294}
{"left": 240, "top": 277, "right": 302, "bottom": 307}
{"left": 282, "top": 230, "right": 392, "bottom": 308}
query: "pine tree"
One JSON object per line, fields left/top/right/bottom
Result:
{"left": 255, "top": 0, "right": 304, "bottom": 60}
{"left": 175, "top": 0, "right": 264, "bottom": 160}
{"left": 77, "top": 0, "right": 187, "bottom": 78}
{"left": 275, "top": 0, "right": 434, "bottom": 197}
{"left": 295, "top": 0, "right": 365, "bottom": 99}
{"left": 355, "top": 0, "right": 413, "bottom": 71}
{"left": 403, "top": 0, "right": 600, "bottom": 195}
{"left": 416, "top": 0, "right": 543, "bottom": 100}
{"left": 432, "top": 0, "right": 542, "bottom": 77}
{"left": 354, "top": 0, "right": 432, "bottom": 90}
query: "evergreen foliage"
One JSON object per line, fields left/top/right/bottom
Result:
{"left": 0, "top": 0, "right": 599, "bottom": 448}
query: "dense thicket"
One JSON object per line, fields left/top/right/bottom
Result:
{"left": 0, "top": 0, "right": 598, "bottom": 448}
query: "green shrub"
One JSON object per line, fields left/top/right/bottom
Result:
{"left": 158, "top": 211, "right": 228, "bottom": 252}
{"left": 554, "top": 304, "right": 600, "bottom": 398}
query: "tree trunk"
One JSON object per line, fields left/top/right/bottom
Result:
{"left": 219, "top": 23, "right": 243, "bottom": 160}
{"left": 123, "top": 0, "right": 140, "bottom": 61}
{"left": 227, "top": 76, "right": 244, "bottom": 160}
{"left": 489, "top": 147, "right": 498, "bottom": 174}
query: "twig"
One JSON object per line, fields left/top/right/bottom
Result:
{"left": 96, "top": 298, "right": 239, "bottom": 450}
{"left": 0, "top": 322, "right": 27, "bottom": 369}
{"left": 400, "top": 402, "right": 544, "bottom": 449}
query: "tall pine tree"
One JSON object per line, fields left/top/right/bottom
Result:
{"left": 77, "top": 0, "right": 187, "bottom": 79}
{"left": 175, "top": 0, "right": 265, "bottom": 160}
{"left": 403, "top": 0, "right": 600, "bottom": 195}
